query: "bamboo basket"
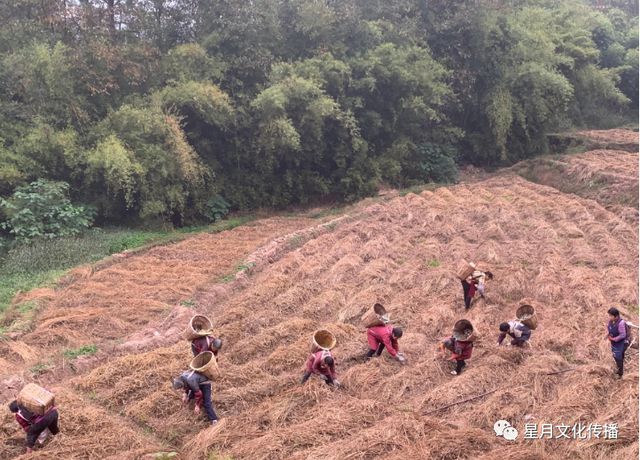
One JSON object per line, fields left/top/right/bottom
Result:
{"left": 184, "top": 315, "right": 213, "bottom": 341}
{"left": 17, "top": 384, "right": 55, "bottom": 416}
{"left": 361, "top": 303, "right": 390, "bottom": 328}
{"left": 456, "top": 260, "right": 476, "bottom": 280}
{"left": 189, "top": 351, "right": 220, "bottom": 380}
{"left": 516, "top": 304, "right": 538, "bottom": 330}
{"left": 453, "top": 319, "right": 476, "bottom": 342}
{"left": 311, "top": 329, "right": 337, "bottom": 351}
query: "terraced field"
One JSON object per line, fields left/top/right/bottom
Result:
{"left": 1, "top": 131, "right": 638, "bottom": 459}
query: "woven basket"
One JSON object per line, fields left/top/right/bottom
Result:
{"left": 361, "top": 303, "right": 390, "bottom": 328}
{"left": 184, "top": 315, "right": 213, "bottom": 341}
{"left": 311, "top": 329, "right": 337, "bottom": 351}
{"left": 189, "top": 351, "right": 220, "bottom": 380}
{"left": 18, "top": 384, "right": 55, "bottom": 416}
{"left": 453, "top": 319, "right": 476, "bottom": 341}
{"left": 456, "top": 260, "right": 476, "bottom": 280}
{"left": 516, "top": 304, "right": 538, "bottom": 330}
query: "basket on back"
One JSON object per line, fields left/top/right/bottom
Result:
{"left": 17, "top": 383, "right": 55, "bottom": 416}
{"left": 516, "top": 304, "right": 538, "bottom": 330}
{"left": 190, "top": 351, "right": 220, "bottom": 380}
{"left": 184, "top": 315, "right": 213, "bottom": 341}
{"left": 361, "top": 303, "right": 390, "bottom": 329}
{"left": 311, "top": 329, "right": 337, "bottom": 351}
{"left": 453, "top": 319, "right": 477, "bottom": 342}
{"left": 456, "top": 260, "right": 476, "bottom": 280}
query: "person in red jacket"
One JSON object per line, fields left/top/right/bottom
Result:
{"left": 301, "top": 349, "right": 339, "bottom": 386}
{"left": 9, "top": 400, "right": 60, "bottom": 453}
{"left": 441, "top": 336, "right": 474, "bottom": 375}
{"left": 365, "top": 325, "right": 405, "bottom": 362}
{"left": 191, "top": 335, "right": 222, "bottom": 357}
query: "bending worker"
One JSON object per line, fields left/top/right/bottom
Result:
{"left": 301, "top": 349, "right": 339, "bottom": 386}
{"left": 497, "top": 320, "right": 532, "bottom": 347}
{"left": 172, "top": 369, "right": 219, "bottom": 425}
{"left": 8, "top": 399, "right": 60, "bottom": 453}
{"left": 365, "top": 325, "right": 405, "bottom": 363}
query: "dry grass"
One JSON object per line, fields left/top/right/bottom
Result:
{"left": 0, "top": 148, "right": 638, "bottom": 459}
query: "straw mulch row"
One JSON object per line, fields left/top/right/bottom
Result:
{"left": 2, "top": 151, "right": 638, "bottom": 458}
{"left": 576, "top": 129, "right": 639, "bottom": 146}
{"left": 0, "top": 216, "right": 317, "bottom": 375}
{"left": 510, "top": 148, "right": 639, "bottom": 224}
{"left": 19, "top": 172, "right": 634, "bottom": 459}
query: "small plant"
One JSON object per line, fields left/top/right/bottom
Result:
{"left": 29, "top": 363, "right": 53, "bottom": 375}
{"left": 236, "top": 262, "right": 256, "bottom": 272}
{"left": 426, "top": 258, "right": 440, "bottom": 268}
{"left": 63, "top": 344, "right": 97, "bottom": 359}
{"left": 180, "top": 299, "right": 196, "bottom": 308}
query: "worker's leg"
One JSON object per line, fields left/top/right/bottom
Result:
{"left": 47, "top": 410, "right": 60, "bottom": 436}
{"left": 511, "top": 338, "right": 526, "bottom": 347}
{"left": 199, "top": 383, "right": 218, "bottom": 421}
{"left": 461, "top": 281, "right": 470, "bottom": 308}
{"left": 366, "top": 330, "right": 379, "bottom": 358}
{"left": 375, "top": 343, "right": 385, "bottom": 356}
{"left": 26, "top": 411, "right": 56, "bottom": 449}
{"left": 456, "top": 360, "right": 466, "bottom": 374}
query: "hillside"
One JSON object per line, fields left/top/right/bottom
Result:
{"left": 0, "top": 130, "right": 638, "bottom": 459}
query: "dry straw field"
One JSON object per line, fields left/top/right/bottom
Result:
{"left": 1, "top": 130, "right": 638, "bottom": 459}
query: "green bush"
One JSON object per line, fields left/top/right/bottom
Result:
{"left": 0, "top": 179, "right": 93, "bottom": 244}
{"left": 205, "top": 195, "right": 231, "bottom": 222}
{"left": 416, "top": 143, "right": 459, "bottom": 183}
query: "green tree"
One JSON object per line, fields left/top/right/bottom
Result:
{"left": 1, "top": 180, "right": 93, "bottom": 244}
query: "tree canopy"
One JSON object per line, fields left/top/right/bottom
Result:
{"left": 0, "top": 0, "right": 636, "bottom": 234}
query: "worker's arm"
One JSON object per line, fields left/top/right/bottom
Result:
{"left": 186, "top": 377, "right": 203, "bottom": 406}
{"left": 381, "top": 333, "right": 398, "bottom": 357}
{"left": 15, "top": 413, "right": 31, "bottom": 431}
{"left": 497, "top": 332, "right": 507, "bottom": 345}
{"left": 610, "top": 321, "right": 627, "bottom": 342}
{"left": 328, "top": 363, "right": 338, "bottom": 380}
{"left": 300, "top": 371, "right": 311, "bottom": 384}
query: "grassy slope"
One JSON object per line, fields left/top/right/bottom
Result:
{"left": 0, "top": 217, "right": 253, "bottom": 316}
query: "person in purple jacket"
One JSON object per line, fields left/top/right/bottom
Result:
{"left": 606, "top": 307, "right": 630, "bottom": 378}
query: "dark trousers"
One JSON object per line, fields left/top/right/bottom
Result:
{"left": 188, "top": 383, "right": 218, "bottom": 421}
{"left": 461, "top": 280, "right": 472, "bottom": 309}
{"left": 612, "top": 343, "right": 628, "bottom": 376}
{"left": 26, "top": 409, "right": 59, "bottom": 448}
{"left": 365, "top": 343, "right": 385, "bottom": 358}
{"left": 456, "top": 360, "right": 466, "bottom": 374}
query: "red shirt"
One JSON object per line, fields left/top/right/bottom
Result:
{"left": 367, "top": 325, "right": 399, "bottom": 357}
{"left": 304, "top": 350, "right": 337, "bottom": 379}
{"left": 451, "top": 340, "right": 473, "bottom": 360}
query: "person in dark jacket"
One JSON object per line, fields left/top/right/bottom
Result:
{"left": 9, "top": 400, "right": 59, "bottom": 453}
{"left": 191, "top": 335, "right": 222, "bottom": 357}
{"left": 301, "top": 349, "right": 339, "bottom": 386}
{"left": 606, "top": 307, "right": 630, "bottom": 378}
{"left": 497, "top": 320, "right": 532, "bottom": 347}
{"left": 172, "top": 370, "right": 219, "bottom": 425}
{"left": 365, "top": 325, "right": 405, "bottom": 362}
{"left": 441, "top": 337, "right": 474, "bottom": 375}
{"left": 461, "top": 276, "right": 477, "bottom": 310}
